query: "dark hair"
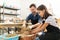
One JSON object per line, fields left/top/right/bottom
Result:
{"left": 29, "top": 4, "right": 36, "bottom": 8}
{"left": 37, "top": 5, "right": 52, "bottom": 19}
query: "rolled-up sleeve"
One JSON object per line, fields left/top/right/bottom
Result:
{"left": 45, "top": 16, "right": 52, "bottom": 23}
{"left": 45, "top": 16, "right": 57, "bottom": 26}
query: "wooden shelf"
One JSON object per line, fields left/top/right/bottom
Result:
{"left": 0, "top": 23, "right": 23, "bottom": 28}
{"left": 0, "top": 23, "right": 32, "bottom": 28}
{"left": 0, "top": 6, "right": 20, "bottom": 10}
{"left": 0, "top": 5, "right": 20, "bottom": 23}
{"left": 0, "top": 13, "right": 20, "bottom": 16}
{"left": 0, "top": 20, "right": 4, "bottom": 21}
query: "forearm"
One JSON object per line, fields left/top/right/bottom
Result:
{"left": 31, "top": 24, "right": 43, "bottom": 34}
{"left": 32, "top": 23, "right": 40, "bottom": 28}
{"left": 22, "top": 20, "right": 26, "bottom": 26}
{"left": 39, "top": 23, "right": 48, "bottom": 32}
{"left": 31, "top": 23, "right": 48, "bottom": 34}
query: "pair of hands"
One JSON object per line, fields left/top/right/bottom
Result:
{"left": 22, "top": 23, "right": 40, "bottom": 34}
{"left": 30, "top": 25, "right": 40, "bottom": 34}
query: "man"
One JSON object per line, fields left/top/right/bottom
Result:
{"left": 26, "top": 4, "right": 40, "bottom": 25}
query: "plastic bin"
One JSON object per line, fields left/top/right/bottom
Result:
{"left": 0, "top": 35, "right": 19, "bottom": 40}
{"left": 0, "top": 35, "right": 5, "bottom": 40}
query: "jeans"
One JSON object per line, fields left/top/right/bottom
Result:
{"left": 35, "top": 36, "right": 40, "bottom": 40}
{"left": 35, "top": 32, "right": 45, "bottom": 40}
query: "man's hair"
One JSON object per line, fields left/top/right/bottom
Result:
{"left": 29, "top": 4, "right": 36, "bottom": 8}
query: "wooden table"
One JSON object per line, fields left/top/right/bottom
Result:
{"left": 0, "top": 23, "right": 23, "bottom": 28}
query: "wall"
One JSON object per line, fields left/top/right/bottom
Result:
{"left": 0, "top": 0, "right": 60, "bottom": 19}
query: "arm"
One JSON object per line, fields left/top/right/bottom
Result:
{"left": 31, "top": 23, "right": 49, "bottom": 34}
{"left": 31, "top": 23, "right": 40, "bottom": 28}
{"left": 31, "top": 17, "right": 43, "bottom": 29}
{"left": 39, "top": 23, "right": 48, "bottom": 32}
{"left": 26, "top": 14, "right": 31, "bottom": 22}
{"left": 22, "top": 14, "right": 31, "bottom": 26}
{"left": 31, "top": 16, "right": 55, "bottom": 34}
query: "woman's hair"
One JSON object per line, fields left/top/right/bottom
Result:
{"left": 37, "top": 4, "right": 52, "bottom": 19}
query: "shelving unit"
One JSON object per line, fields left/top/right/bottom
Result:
{"left": 0, "top": 6, "right": 19, "bottom": 10}
{"left": 0, "top": 5, "right": 20, "bottom": 23}
{"left": 0, "top": 13, "right": 19, "bottom": 16}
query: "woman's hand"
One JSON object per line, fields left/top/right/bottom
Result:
{"left": 31, "top": 24, "right": 42, "bottom": 34}
{"left": 31, "top": 27, "right": 41, "bottom": 34}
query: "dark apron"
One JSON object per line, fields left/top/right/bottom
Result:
{"left": 39, "top": 25, "right": 60, "bottom": 40}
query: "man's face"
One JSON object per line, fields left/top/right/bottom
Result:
{"left": 30, "top": 6, "right": 37, "bottom": 13}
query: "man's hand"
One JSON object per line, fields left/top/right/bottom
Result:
{"left": 22, "top": 20, "right": 26, "bottom": 27}
{"left": 28, "top": 25, "right": 35, "bottom": 29}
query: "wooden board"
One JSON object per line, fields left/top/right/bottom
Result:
{"left": 0, "top": 23, "right": 23, "bottom": 28}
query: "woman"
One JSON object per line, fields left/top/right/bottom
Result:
{"left": 31, "top": 5, "right": 60, "bottom": 40}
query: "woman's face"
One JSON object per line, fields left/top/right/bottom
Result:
{"left": 38, "top": 10, "right": 45, "bottom": 17}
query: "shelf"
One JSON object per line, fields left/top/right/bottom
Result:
{"left": 0, "top": 23, "right": 32, "bottom": 28}
{"left": 0, "top": 20, "right": 4, "bottom": 21}
{"left": 0, "top": 6, "right": 20, "bottom": 23}
{"left": 0, "top": 6, "right": 20, "bottom": 10}
{"left": 0, "top": 13, "right": 20, "bottom": 16}
{"left": 0, "top": 23, "right": 23, "bottom": 28}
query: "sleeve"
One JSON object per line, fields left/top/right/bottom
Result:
{"left": 26, "top": 14, "right": 31, "bottom": 22}
{"left": 45, "top": 16, "right": 52, "bottom": 23}
{"left": 45, "top": 16, "right": 57, "bottom": 26}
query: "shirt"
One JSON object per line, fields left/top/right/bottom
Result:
{"left": 26, "top": 13, "right": 41, "bottom": 25}
{"left": 45, "top": 16, "right": 58, "bottom": 28}
{"left": 45, "top": 16, "right": 60, "bottom": 32}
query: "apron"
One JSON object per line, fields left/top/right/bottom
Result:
{"left": 40, "top": 25, "right": 60, "bottom": 40}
